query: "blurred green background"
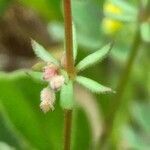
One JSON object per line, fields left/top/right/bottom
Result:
{"left": 0, "top": 0, "right": 149, "bottom": 149}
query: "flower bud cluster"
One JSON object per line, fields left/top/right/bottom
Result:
{"left": 40, "top": 88, "right": 55, "bottom": 113}
{"left": 40, "top": 62, "right": 65, "bottom": 113}
{"left": 43, "top": 63, "right": 65, "bottom": 91}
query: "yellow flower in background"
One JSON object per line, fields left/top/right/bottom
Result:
{"left": 103, "top": 2, "right": 122, "bottom": 14}
{"left": 102, "top": 1, "right": 123, "bottom": 35}
{"left": 102, "top": 18, "right": 123, "bottom": 34}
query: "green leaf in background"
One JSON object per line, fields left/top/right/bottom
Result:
{"left": 0, "top": 72, "right": 52, "bottom": 149}
{"left": 47, "top": 22, "right": 64, "bottom": 42}
{"left": 60, "top": 81, "right": 74, "bottom": 109}
{"left": 76, "top": 43, "right": 113, "bottom": 72}
{"left": 131, "top": 102, "right": 150, "bottom": 133}
{"left": 0, "top": 0, "right": 11, "bottom": 16}
{"left": 103, "top": 0, "right": 137, "bottom": 22}
{"left": 48, "top": 0, "right": 103, "bottom": 50}
{"left": 142, "top": 0, "right": 149, "bottom": 7}
{"left": 19, "top": 0, "right": 62, "bottom": 21}
{"left": 111, "top": 0, "right": 137, "bottom": 15}
{"left": 25, "top": 70, "right": 43, "bottom": 82}
{"left": 72, "top": 109, "right": 91, "bottom": 150}
{"left": 32, "top": 40, "right": 59, "bottom": 65}
{"left": 76, "top": 76, "right": 113, "bottom": 94}
{"left": 104, "top": 13, "right": 137, "bottom": 22}
{"left": 140, "top": 22, "right": 150, "bottom": 42}
{"left": 0, "top": 71, "right": 91, "bottom": 150}
{"left": 72, "top": 0, "right": 102, "bottom": 49}
{"left": 0, "top": 104, "right": 29, "bottom": 149}
{"left": 122, "top": 126, "right": 150, "bottom": 150}
{"left": 0, "top": 142, "right": 15, "bottom": 150}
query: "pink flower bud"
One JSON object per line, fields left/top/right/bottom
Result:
{"left": 50, "top": 75, "right": 65, "bottom": 91}
{"left": 43, "top": 63, "right": 58, "bottom": 81}
{"left": 60, "top": 53, "right": 67, "bottom": 68}
{"left": 40, "top": 88, "right": 55, "bottom": 113}
{"left": 40, "top": 100, "right": 54, "bottom": 113}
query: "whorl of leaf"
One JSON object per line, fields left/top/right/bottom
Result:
{"left": 60, "top": 81, "right": 74, "bottom": 109}
{"left": 76, "top": 43, "right": 113, "bottom": 72}
{"left": 31, "top": 40, "right": 59, "bottom": 65}
{"left": 76, "top": 76, "right": 114, "bottom": 94}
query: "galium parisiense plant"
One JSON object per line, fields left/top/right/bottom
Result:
{"left": 30, "top": 0, "right": 115, "bottom": 149}
{"left": 31, "top": 34, "right": 114, "bottom": 112}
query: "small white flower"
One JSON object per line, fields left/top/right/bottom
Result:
{"left": 40, "top": 88, "right": 55, "bottom": 113}
{"left": 50, "top": 75, "right": 65, "bottom": 91}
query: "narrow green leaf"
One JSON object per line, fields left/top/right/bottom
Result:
{"left": 25, "top": 71, "right": 43, "bottom": 82}
{"left": 73, "top": 23, "right": 78, "bottom": 61}
{"left": 60, "top": 81, "right": 74, "bottom": 109}
{"left": 31, "top": 62, "right": 46, "bottom": 72}
{"left": 32, "top": 40, "right": 59, "bottom": 65}
{"left": 76, "top": 76, "right": 113, "bottom": 94}
{"left": 105, "top": 13, "right": 136, "bottom": 22}
{"left": 76, "top": 43, "right": 113, "bottom": 72}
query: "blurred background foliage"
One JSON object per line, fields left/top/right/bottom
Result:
{"left": 0, "top": 0, "right": 149, "bottom": 149}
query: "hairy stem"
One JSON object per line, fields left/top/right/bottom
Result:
{"left": 63, "top": 0, "right": 75, "bottom": 79}
{"left": 63, "top": 110, "right": 73, "bottom": 150}
{"left": 63, "top": 0, "right": 74, "bottom": 150}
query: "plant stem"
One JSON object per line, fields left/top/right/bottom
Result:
{"left": 63, "top": 110, "right": 73, "bottom": 150}
{"left": 63, "top": 0, "right": 75, "bottom": 79}
{"left": 63, "top": 0, "right": 75, "bottom": 150}
{"left": 99, "top": 29, "right": 141, "bottom": 149}
{"left": 110, "top": 31, "right": 141, "bottom": 149}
